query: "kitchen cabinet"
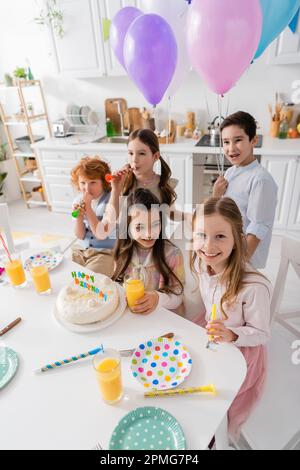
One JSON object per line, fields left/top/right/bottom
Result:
{"left": 48, "top": 0, "right": 142, "bottom": 78}
{"left": 268, "top": 20, "right": 300, "bottom": 65}
{"left": 34, "top": 139, "right": 300, "bottom": 235}
{"left": 98, "top": 0, "right": 140, "bottom": 77}
{"left": 38, "top": 149, "right": 79, "bottom": 211}
{"left": 261, "top": 155, "right": 300, "bottom": 232}
{"left": 287, "top": 158, "right": 300, "bottom": 231}
{"left": 49, "top": 0, "right": 106, "bottom": 78}
{"left": 164, "top": 153, "right": 193, "bottom": 211}
{"left": 34, "top": 142, "right": 194, "bottom": 213}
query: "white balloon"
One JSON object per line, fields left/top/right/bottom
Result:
{"left": 140, "top": 0, "right": 187, "bottom": 18}
{"left": 140, "top": 0, "right": 191, "bottom": 98}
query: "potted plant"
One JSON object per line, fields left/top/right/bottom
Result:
{"left": 34, "top": 0, "right": 65, "bottom": 38}
{"left": 13, "top": 67, "right": 28, "bottom": 85}
{"left": 0, "top": 172, "right": 7, "bottom": 202}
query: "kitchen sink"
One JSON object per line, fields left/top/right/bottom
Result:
{"left": 92, "top": 136, "right": 128, "bottom": 144}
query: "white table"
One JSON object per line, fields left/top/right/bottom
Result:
{"left": 0, "top": 258, "right": 246, "bottom": 450}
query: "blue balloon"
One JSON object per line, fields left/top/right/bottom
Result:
{"left": 255, "top": 0, "right": 300, "bottom": 59}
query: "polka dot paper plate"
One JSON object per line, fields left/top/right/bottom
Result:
{"left": 0, "top": 347, "right": 19, "bottom": 390}
{"left": 24, "top": 251, "right": 63, "bottom": 272}
{"left": 109, "top": 407, "right": 186, "bottom": 450}
{"left": 131, "top": 337, "right": 192, "bottom": 390}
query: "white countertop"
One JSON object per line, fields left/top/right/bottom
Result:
{"left": 32, "top": 135, "right": 300, "bottom": 156}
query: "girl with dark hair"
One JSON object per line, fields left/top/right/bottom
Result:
{"left": 112, "top": 188, "right": 185, "bottom": 315}
{"left": 95, "top": 129, "right": 183, "bottom": 242}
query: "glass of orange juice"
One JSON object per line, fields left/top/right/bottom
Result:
{"left": 30, "top": 265, "right": 51, "bottom": 295}
{"left": 124, "top": 268, "right": 145, "bottom": 312}
{"left": 5, "top": 257, "right": 27, "bottom": 288}
{"left": 93, "top": 349, "right": 123, "bottom": 405}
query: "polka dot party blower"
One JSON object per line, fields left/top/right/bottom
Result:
{"left": 34, "top": 345, "right": 104, "bottom": 374}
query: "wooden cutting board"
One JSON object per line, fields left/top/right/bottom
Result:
{"left": 127, "top": 107, "right": 143, "bottom": 132}
{"left": 105, "top": 98, "right": 127, "bottom": 135}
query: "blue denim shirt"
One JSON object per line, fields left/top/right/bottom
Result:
{"left": 73, "top": 192, "right": 116, "bottom": 250}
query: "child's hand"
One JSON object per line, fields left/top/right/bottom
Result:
{"left": 111, "top": 164, "right": 132, "bottom": 193}
{"left": 131, "top": 291, "right": 159, "bottom": 315}
{"left": 206, "top": 321, "right": 238, "bottom": 343}
{"left": 72, "top": 202, "right": 85, "bottom": 218}
{"left": 83, "top": 191, "right": 93, "bottom": 207}
{"left": 213, "top": 176, "right": 228, "bottom": 198}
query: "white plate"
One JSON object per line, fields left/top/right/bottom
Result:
{"left": 71, "top": 105, "right": 81, "bottom": 125}
{"left": 87, "top": 110, "right": 100, "bottom": 126}
{"left": 53, "top": 284, "right": 127, "bottom": 333}
{"left": 80, "top": 105, "right": 91, "bottom": 125}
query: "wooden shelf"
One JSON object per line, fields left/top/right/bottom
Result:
{"left": 27, "top": 199, "right": 47, "bottom": 206}
{"left": 20, "top": 172, "right": 41, "bottom": 183}
{"left": 0, "top": 80, "right": 52, "bottom": 210}
{"left": 13, "top": 151, "right": 35, "bottom": 158}
{"left": 3, "top": 114, "right": 47, "bottom": 125}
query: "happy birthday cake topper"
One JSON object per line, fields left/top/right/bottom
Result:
{"left": 71, "top": 271, "right": 108, "bottom": 301}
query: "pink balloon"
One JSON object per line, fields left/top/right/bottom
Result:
{"left": 187, "top": 0, "right": 262, "bottom": 95}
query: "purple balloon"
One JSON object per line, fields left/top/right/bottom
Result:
{"left": 110, "top": 7, "right": 143, "bottom": 70}
{"left": 124, "top": 14, "right": 178, "bottom": 105}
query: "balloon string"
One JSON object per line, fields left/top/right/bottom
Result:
{"left": 167, "top": 96, "right": 172, "bottom": 145}
{"left": 218, "top": 94, "right": 224, "bottom": 176}
{"left": 152, "top": 105, "right": 157, "bottom": 132}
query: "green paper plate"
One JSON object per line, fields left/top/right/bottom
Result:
{"left": 0, "top": 347, "right": 19, "bottom": 389}
{"left": 109, "top": 407, "right": 186, "bottom": 450}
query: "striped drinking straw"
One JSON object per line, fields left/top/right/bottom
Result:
{"left": 35, "top": 345, "right": 104, "bottom": 374}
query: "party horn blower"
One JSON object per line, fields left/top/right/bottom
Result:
{"left": 206, "top": 303, "right": 218, "bottom": 350}
{"left": 34, "top": 345, "right": 104, "bottom": 374}
{"left": 71, "top": 201, "right": 85, "bottom": 219}
{"left": 145, "top": 384, "right": 217, "bottom": 398}
{"left": 72, "top": 209, "right": 80, "bottom": 218}
{"left": 105, "top": 174, "right": 115, "bottom": 183}
{"left": 208, "top": 303, "right": 217, "bottom": 342}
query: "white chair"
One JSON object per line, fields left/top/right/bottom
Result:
{"left": 239, "top": 236, "right": 300, "bottom": 450}
{"left": 270, "top": 236, "right": 300, "bottom": 338}
{"left": 0, "top": 203, "right": 15, "bottom": 253}
{"left": 0, "top": 203, "right": 29, "bottom": 255}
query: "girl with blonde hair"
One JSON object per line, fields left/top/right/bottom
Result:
{"left": 191, "top": 196, "right": 271, "bottom": 441}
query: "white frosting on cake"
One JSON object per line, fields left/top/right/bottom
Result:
{"left": 56, "top": 275, "right": 119, "bottom": 325}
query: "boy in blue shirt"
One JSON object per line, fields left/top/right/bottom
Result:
{"left": 213, "top": 111, "right": 278, "bottom": 269}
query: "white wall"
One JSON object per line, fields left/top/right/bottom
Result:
{"left": 0, "top": 0, "right": 299, "bottom": 135}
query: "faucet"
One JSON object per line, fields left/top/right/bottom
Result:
{"left": 113, "top": 100, "right": 125, "bottom": 136}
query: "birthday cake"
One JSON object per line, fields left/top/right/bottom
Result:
{"left": 56, "top": 272, "right": 119, "bottom": 325}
